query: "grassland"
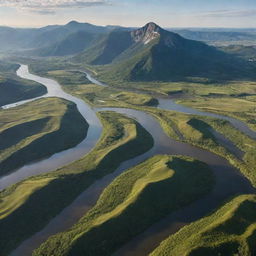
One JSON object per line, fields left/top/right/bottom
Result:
{"left": 93, "top": 73, "right": 256, "bottom": 131}
{"left": 33, "top": 155, "right": 214, "bottom": 256}
{"left": 177, "top": 95, "right": 256, "bottom": 131}
{"left": 46, "top": 70, "right": 91, "bottom": 85}
{"left": 43, "top": 69, "right": 158, "bottom": 107}
{"left": 150, "top": 194, "right": 256, "bottom": 256}
{"left": 0, "top": 111, "right": 153, "bottom": 255}
{"left": 0, "top": 97, "right": 88, "bottom": 176}
{"left": 103, "top": 79, "right": 256, "bottom": 96}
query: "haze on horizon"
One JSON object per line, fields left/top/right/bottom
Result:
{"left": 0, "top": 0, "right": 256, "bottom": 28}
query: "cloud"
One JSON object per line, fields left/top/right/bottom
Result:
{"left": 0, "top": 0, "right": 111, "bottom": 14}
{"left": 197, "top": 9, "right": 256, "bottom": 18}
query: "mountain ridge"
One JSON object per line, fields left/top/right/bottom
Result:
{"left": 74, "top": 22, "right": 254, "bottom": 81}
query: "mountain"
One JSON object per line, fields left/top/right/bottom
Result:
{"left": 27, "top": 30, "right": 99, "bottom": 56}
{"left": 74, "top": 29, "right": 134, "bottom": 64}
{"left": 0, "top": 21, "right": 113, "bottom": 53}
{"left": 75, "top": 22, "right": 254, "bottom": 81}
{"left": 170, "top": 29, "right": 256, "bottom": 45}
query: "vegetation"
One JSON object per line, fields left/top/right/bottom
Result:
{"left": 150, "top": 194, "right": 256, "bottom": 256}
{"left": 33, "top": 155, "right": 214, "bottom": 256}
{"left": 26, "top": 60, "right": 256, "bottom": 186}
{"left": 0, "top": 62, "right": 46, "bottom": 106}
{"left": 0, "top": 111, "right": 153, "bottom": 255}
{"left": 0, "top": 21, "right": 108, "bottom": 52}
{"left": 46, "top": 70, "right": 91, "bottom": 85}
{"left": 6, "top": 56, "right": 255, "bottom": 256}
{"left": 92, "top": 75, "right": 256, "bottom": 97}
{"left": 0, "top": 97, "right": 88, "bottom": 175}
{"left": 74, "top": 22, "right": 255, "bottom": 82}
{"left": 1, "top": 22, "right": 256, "bottom": 256}
{"left": 177, "top": 95, "right": 256, "bottom": 130}
{"left": 29, "top": 30, "right": 99, "bottom": 57}
{"left": 144, "top": 108, "right": 256, "bottom": 187}
{"left": 38, "top": 69, "right": 158, "bottom": 107}
{"left": 221, "top": 45, "right": 256, "bottom": 61}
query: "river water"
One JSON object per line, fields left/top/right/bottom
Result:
{"left": 3, "top": 65, "right": 255, "bottom": 256}
{"left": 0, "top": 65, "right": 102, "bottom": 190}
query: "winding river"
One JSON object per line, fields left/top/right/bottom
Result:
{"left": 0, "top": 65, "right": 102, "bottom": 190}
{"left": 2, "top": 65, "right": 255, "bottom": 256}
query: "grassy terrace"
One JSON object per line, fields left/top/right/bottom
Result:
{"left": 150, "top": 194, "right": 256, "bottom": 256}
{"left": 33, "top": 155, "right": 214, "bottom": 256}
{"left": 0, "top": 62, "right": 46, "bottom": 107}
{"left": 0, "top": 111, "right": 153, "bottom": 255}
{"left": 0, "top": 97, "right": 88, "bottom": 176}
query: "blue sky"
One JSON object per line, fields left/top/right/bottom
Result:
{"left": 0, "top": 0, "right": 255, "bottom": 28}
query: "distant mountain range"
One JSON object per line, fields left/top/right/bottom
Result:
{"left": 1, "top": 21, "right": 256, "bottom": 53}
{"left": 0, "top": 21, "right": 123, "bottom": 54}
{"left": 169, "top": 29, "right": 256, "bottom": 45}
{"left": 0, "top": 21, "right": 255, "bottom": 81}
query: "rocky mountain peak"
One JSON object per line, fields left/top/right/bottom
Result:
{"left": 144, "top": 22, "right": 161, "bottom": 31}
{"left": 131, "top": 22, "right": 162, "bottom": 44}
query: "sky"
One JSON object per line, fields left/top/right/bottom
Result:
{"left": 0, "top": 0, "right": 256, "bottom": 28}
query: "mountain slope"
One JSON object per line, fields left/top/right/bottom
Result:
{"left": 29, "top": 30, "right": 99, "bottom": 56}
{"left": 74, "top": 29, "right": 135, "bottom": 64}
{"left": 76, "top": 22, "right": 254, "bottom": 81}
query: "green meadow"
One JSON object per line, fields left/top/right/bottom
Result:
{"left": 177, "top": 95, "right": 256, "bottom": 130}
